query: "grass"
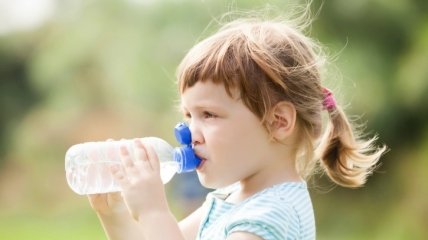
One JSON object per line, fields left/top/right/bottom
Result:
{"left": 0, "top": 209, "right": 106, "bottom": 240}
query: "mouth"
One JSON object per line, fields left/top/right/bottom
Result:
{"left": 194, "top": 149, "right": 207, "bottom": 170}
{"left": 195, "top": 152, "right": 207, "bottom": 170}
{"left": 196, "top": 157, "right": 207, "bottom": 170}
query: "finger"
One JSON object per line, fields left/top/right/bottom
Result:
{"left": 87, "top": 193, "right": 105, "bottom": 205}
{"left": 120, "top": 145, "right": 135, "bottom": 169}
{"left": 87, "top": 194, "right": 108, "bottom": 211}
{"left": 107, "top": 192, "right": 126, "bottom": 210}
{"left": 119, "top": 145, "right": 141, "bottom": 179}
{"left": 88, "top": 193, "right": 105, "bottom": 201}
{"left": 110, "top": 165, "right": 130, "bottom": 188}
{"left": 134, "top": 139, "right": 152, "bottom": 170}
{"left": 145, "top": 144, "right": 160, "bottom": 172}
{"left": 109, "top": 192, "right": 123, "bottom": 202}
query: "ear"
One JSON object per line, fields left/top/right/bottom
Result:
{"left": 268, "top": 101, "right": 296, "bottom": 141}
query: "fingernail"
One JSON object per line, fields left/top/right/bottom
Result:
{"left": 110, "top": 165, "right": 118, "bottom": 172}
{"left": 134, "top": 139, "right": 144, "bottom": 148}
{"left": 120, "top": 145, "right": 128, "bottom": 154}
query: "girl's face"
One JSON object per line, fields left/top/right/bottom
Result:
{"left": 181, "top": 81, "right": 275, "bottom": 189}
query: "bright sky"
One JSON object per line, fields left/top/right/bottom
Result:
{"left": 0, "top": 0, "right": 56, "bottom": 35}
{"left": 0, "top": 0, "right": 163, "bottom": 35}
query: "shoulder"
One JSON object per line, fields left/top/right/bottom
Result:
{"left": 228, "top": 185, "right": 301, "bottom": 227}
{"left": 237, "top": 181, "right": 311, "bottom": 215}
{"left": 225, "top": 182, "right": 311, "bottom": 239}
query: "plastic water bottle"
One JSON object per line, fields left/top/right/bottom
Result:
{"left": 65, "top": 122, "right": 200, "bottom": 195}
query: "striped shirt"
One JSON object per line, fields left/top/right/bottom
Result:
{"left": 196, "top": 182, "right": 315, "bottom": 240}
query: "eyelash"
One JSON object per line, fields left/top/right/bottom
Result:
{"left": 184, "top": 111, "right": 217, "bottom": 120}
{"left": 202, "top": 111, "right": 217, "bottom": 119}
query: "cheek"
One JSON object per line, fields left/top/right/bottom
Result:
{"left": 205, "top": 117, "right": 267, "bottom": 163}
{"left": 228, "top": 129, "right": 270, "bottom": 164}
{"left": 210, "top": 132, "right": 257, "bottom": 166}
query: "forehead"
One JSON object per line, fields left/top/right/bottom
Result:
{"left": 180, "top": 81, "right": 240, "bottom": 110}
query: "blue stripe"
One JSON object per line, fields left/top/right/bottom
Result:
{"left": 197, "top": 182, "right": 315, "bottom": 240}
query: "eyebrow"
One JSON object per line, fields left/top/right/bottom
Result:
{"left": 180, "top": 102, "right": 224, "bottom": 113}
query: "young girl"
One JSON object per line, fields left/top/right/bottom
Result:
{"left": 88, "top": 16, "right": 386, "bottom": 240}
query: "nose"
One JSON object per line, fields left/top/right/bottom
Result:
{"left": 189, "top": 120, "right": 204, "bottom": 146}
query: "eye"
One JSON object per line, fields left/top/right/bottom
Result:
{"left": 184, "top": 112, "right": 191, "bottom": 119}
{"left": 202, "top": 111, "right": 217, "bottom": 119}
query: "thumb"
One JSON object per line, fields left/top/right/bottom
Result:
{"left": 87, "top": 194, "right": 108, "bottom": 212}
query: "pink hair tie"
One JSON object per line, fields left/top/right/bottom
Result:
{"left": 322, "top": 87, "right": 336, "bottom": 111}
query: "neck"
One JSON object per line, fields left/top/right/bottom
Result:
{"left": 227, "top": 153, "right": 302, "bottom": 204}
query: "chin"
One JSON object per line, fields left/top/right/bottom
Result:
{"left": 196, "top": 172, "right": 215, "bottom": 189}
{"left": 196, "top": 172, "right": 234, "bottom": 190}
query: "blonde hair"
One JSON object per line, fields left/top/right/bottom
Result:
{"left": 176, "top": 16, "right": 387, "bottom": 188}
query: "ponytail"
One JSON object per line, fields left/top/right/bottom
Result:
{"left": 317, "top": 105, "right": 387, "bottom": 188}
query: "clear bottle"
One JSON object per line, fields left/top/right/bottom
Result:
{"left": 65, "top": 123, "right": 200, "bottom": 195}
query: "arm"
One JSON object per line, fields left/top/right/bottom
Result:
{"left": 179, "top": 206, "right": 204, "bottom": 240}
{"left": 88, "top": 193, "right": 204, "bottom": 240}
{"left": 137, "top": 205, "right": 205, "bottom": 240}
{"left": 88, "top": 193, "right": 145, "bottom": 240}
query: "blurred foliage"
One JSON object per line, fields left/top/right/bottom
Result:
{"left": 0, "top": 0, "right": 427, "bottom": 239}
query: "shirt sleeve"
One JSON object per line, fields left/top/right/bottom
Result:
{"left": 225, "top": 203, "right": 295, "bottom": 240}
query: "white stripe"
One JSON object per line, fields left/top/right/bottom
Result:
{"left": 197, "top": 182, "right": 315, "bottom": 240}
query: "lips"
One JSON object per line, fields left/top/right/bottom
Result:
{"left": 194, "top": 150, "right": 208, "bottom": 170}
{"left": 194, "top": 148, "right": 207, "bottom": 170}
{"left": 196, "top": 157, "right": 207, "bottom": 170}
{"left": 194, "top": 148, "right": 207, "bottom": 160}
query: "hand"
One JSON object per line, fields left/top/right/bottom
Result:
{"left": 111, "top": 139, "right": 170, "bottom": 221}
{"left": 87, "top": 192, "right": 128, "bottom": 216}
{"left": 87, "top": 139, "right": 129, "bottom": 216}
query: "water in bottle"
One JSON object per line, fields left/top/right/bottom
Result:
{"left": 65, "top": 122, "right": 201, "bottom": 195}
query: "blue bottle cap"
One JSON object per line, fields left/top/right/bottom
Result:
{"left": 173, "top": 146, "right": 201, "bottom": 173}
{"left": 174, "top": 122, "right": 191, "bottom": 145}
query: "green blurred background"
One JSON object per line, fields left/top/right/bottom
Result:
{"left": 0, "top": 0, "right": 427, "bottom": 239}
